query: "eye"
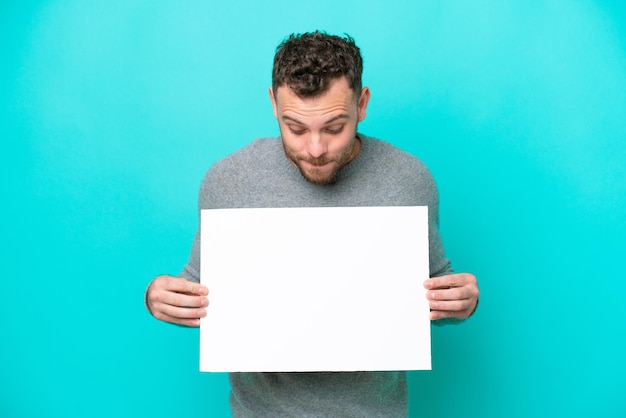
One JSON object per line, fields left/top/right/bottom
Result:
{"left": 288, "top": 126, "right": 306, "bottom": 135}
{"left": 325, "top": 125, "right": 344, "bottom": 135}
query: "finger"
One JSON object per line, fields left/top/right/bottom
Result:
{"left": 154, "top": 276, "right": 208, "bottom": 296}
{"left": 430, "top": 309, "right": 472, "bottom": 321}
{"left": 424, "top": 273, "right": 476, "bottom": 290}
{"left": 155, "top": 311, "right": 203, "bottom": 327}
{"left": 147, "top": 282, "right": 209, "bottom": 310}
{"left": 154, "top": 291, "right": 209, "bottom": 309}
{"left": 428, "top": 298, "right": 473, "bottom": 313}
{"left": 152, "top": 302, "right": 207, "bottom": 322}
{"left": 424, "top": 275, "right": 456, "bottom": 290}
{"left": 182, "top": 282, "right": 209, "bottom": 296}
{"left": 427, "top": 286, "right": 472, "bottom": 302}
{"left": 161, "top": 303, "right": 207, "bottom": 320}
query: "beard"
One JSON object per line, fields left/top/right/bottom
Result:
{"left": 282, "top": 137, "right": 360, "bottom": 185}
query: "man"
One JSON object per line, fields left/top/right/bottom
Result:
{"left": 145, "top": 31, "right": 479, "bottom": 417}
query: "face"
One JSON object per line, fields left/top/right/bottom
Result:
{"left": 269, "top": 77, "right": 370, "bottom": 184}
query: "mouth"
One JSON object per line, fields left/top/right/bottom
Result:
{"left": 301, "top": 158, "right": 331, "bottom": 168}
{"left": 294, "top": 158, "right": 338, "bottom": 184}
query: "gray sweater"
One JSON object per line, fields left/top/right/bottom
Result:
{"left": 180, "top": 135, "right": 453, "bottom": 417}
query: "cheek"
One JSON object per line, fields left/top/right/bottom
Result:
{"left": 280, "top": 132, "right": 305, "bottom": 157}
{"left": 329, "top": 133, "right": 356, "bottom": 154}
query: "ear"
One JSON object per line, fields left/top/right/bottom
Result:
{"left": 357, "top": 87, "right": 371, "bottom": 122}
{"left": 269, "top": 87, "right": 278, "bottom": 119}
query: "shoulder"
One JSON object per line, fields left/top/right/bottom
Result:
{"left": 202, "top": 138, "right": 279, "bottom": 180}
{"left": 196, "top": 138, "right": 282, "bottom": 207}
{"left": 355, "top": 135, "right": 439, "bottom": 206}
{"left": 211, "top": 138, "right": 279, "bottom": 171}
{"left": 362, "top": 135, "right": 434, "bottom": 182}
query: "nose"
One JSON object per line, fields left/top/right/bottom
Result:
{"left": 306, "top": 132, "right": 327, "bottom": 158}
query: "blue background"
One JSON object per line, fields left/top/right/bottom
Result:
{"left": 2, "top": 1, "right": 625, "bottom": 417}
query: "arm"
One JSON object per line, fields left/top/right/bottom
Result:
{"left": 424, "top": 273, "right": 479, "bottom": 321}
{"left": 144, "top": 166, "right": 215, "bottom": 327}
{"left": 145, "top": 275, "right": 208, "bottom": 327}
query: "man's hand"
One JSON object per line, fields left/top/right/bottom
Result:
{"left": 145, "top": 275, "right": 208, "bottom": 327}
{"left": 424, "top": 273, "right": 479, "bottom": 321}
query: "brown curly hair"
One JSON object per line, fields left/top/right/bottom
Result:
{"left": 272, "top": 31, "right": 363, "bottom": 98}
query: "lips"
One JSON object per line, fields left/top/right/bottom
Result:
{"left": 301, "top": 158, "right": 331, "bottom": 167}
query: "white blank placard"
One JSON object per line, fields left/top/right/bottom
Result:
{"left": 200, "top": 206, "right": 431, "bottom": 372}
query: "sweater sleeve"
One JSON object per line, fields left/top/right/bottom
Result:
{"left": 178, "top": 228, "right": 201, "bottom": 283}
{"left": 177, "top": 165, "right": 218, "bottom": 284}
{"left": 418, "top": 161, "right": 453, "bottom": 278}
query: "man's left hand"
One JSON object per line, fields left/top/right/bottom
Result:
{"left": 424, "top": 273, "right": 479, "bottom": 320}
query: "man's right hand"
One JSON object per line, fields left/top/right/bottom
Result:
{"left": 145, "top": 275, "right": 208, "bottom": 327}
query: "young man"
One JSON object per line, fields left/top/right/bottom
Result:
{"left": 146, "top": 31, "right": 479, "bottom": 417}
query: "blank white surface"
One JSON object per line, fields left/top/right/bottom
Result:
{"left": 200, "top": 206, "right": 431, "bottom": 372}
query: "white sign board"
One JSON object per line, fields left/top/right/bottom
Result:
{"left": 200, "top": 206, "right": 431, "bottom": 372}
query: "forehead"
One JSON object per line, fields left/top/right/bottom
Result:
{"left": 275, "top": 78, "right": 357, "bottom": 118}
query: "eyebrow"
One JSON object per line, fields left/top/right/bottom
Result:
{"left": 281, "top": 114, "right": 349, "bottom": 126}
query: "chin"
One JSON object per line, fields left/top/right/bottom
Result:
{"left": 299, "top": 166, "right": 336, "bottom": 185}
